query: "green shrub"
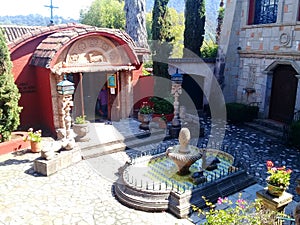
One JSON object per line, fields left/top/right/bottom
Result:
{"left": 226, "top": 103, "right": 258, "bottom": 123}
{"left": 0, "top": 29, "right": 22, "bottom": 142}
{"left": 150, "top": 97, "right": 174, "bottom": 114}
{"left": 290, "top": 120, "right": 300, "bottom": 148}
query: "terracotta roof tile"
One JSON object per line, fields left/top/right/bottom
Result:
{"left": 1, "top": 23, "right": 150, "bottom": 68}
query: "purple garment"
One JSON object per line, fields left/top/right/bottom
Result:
{"left": 98, "top": 89, "right": 108, "bottom": 105}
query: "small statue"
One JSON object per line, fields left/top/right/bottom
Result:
{"left": 191, "top": 170, "right": 207, "bottom": 185}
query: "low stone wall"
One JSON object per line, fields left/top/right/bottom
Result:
{"left": 33, "top": 145, "right": 81, "bottom": 176}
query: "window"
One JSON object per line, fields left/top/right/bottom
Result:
{"left": 248, "top": 0, "right": 278, "bottom": 25}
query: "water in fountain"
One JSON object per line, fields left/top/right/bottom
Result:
{"left": 115, "top": 128, "right": 256, "bottom": 218}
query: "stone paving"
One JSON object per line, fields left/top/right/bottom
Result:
{"left": 0, "top": 150, "right": 193, "bottom": 225}
{"left": 0, "top": 118, "right": 299, "bottom": 225}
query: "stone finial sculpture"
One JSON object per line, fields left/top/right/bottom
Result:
{"left": 166, "top": 128, "right": 203, "bottom": 175}
{"left": 178, "top": 127, "right": 191, "bottom": 154}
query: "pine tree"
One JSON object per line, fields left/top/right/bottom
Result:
{"left": 183, "top": 0, "right": 206, "bottom": 58}
{"left": 0, "top": 29, "right": 22, "bottom": 142}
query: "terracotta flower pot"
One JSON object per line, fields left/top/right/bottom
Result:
{"left": 30, "top": 141, "right": 42, "bottom": 153}
{"left": 267, "top": 183, "right": 286, "bottom": 197}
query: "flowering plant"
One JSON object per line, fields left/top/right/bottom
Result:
{"left": 192, "top": 194, "right": 288, "bottom": 225}
{"left": 24, "top": 128, "right": 42, "bottom": 143}
{"left": 139, "top": 102, "right": 154, "bottom": 114}
{"left": 266, "top": 160, "right": 292, "bottom": 188}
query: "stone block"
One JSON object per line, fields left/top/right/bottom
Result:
{"left": 256, "top": 188, "right": 293, "bottom": 213}
{"left": 33, "top": 145, "right": 81, "bottom": 176}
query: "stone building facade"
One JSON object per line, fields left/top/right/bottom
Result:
{"left": 220, "top": 0, "right": 300, "bottom": 124}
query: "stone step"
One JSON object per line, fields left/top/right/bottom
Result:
{"left": 81, "top": 129, "right": 170, "bottom": 159}
{"left": 253, "top": 119, "right": 286, "bottom": 132}
{"left": 125, "top": 130, "right": 170, "bottom": 150}
{"left": 81, "top": 141, "right": 127, "bottom": 159}
{"left": 244, "top": 121, "right": 285, "bottom": 139}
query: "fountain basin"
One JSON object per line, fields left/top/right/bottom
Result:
{"left": 114, "top": 149, "right": 256, "bottom": 218}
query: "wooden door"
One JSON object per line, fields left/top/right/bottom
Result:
{"left": 269, "top": 65, "right": 298, "bottom": 124}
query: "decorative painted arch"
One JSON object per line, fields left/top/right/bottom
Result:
{"left": 28, "top": 25, "right": 145, "bottom": 74}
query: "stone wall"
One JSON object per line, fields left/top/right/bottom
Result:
{"left": 220, "top": 0, "right": 300, "bottom": 116}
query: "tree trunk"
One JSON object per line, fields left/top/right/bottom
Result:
{"left": 124, "top": 0, "right": 149, "bottom": 50}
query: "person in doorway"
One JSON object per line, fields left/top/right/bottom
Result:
{"left": 97, "top": 85, "right": 108, "bottom": 120}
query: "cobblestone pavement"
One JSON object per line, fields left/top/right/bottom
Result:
{"left": 0, "top": 151, "right": 193, "bottom": 225}
{"left": 0, "top": 118, "right": 299, "bottom": 225}
{"left": 197, "top": 119, "right": 300, "bottom": 202}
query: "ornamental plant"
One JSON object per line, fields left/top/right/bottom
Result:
{"left": 24, "top": 128, "right": 42, "bottom": 143}
{"left": 266, "top": 160, "right": 292, "bottom": 188}
{"left": 139, "top": 102, "right": 154, "bottom": 114}
{"left": 74, "top": 115, "right": 87, "bottom": 124}
{"left": 0, "top": 29, "right": 22, "bottom": 142}
{"left": 192, "top": 194, "right": 288, "bottom": 225}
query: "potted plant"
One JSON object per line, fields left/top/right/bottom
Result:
{"left": 266, "top": 160, "right": 292, "bottom": 196}
{"left": 72, "top": 115, "right": 89, "bottom": 142}
{"left": 24, "top": 128, "right": 42, "bottom": 153}
{"left": 138, "top": 102, "right": 154, "bottom": 130}
{"left": 150, "top": 97, "right": 174, "bottom": 122}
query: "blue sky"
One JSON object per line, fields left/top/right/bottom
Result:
{"left": 0, "top": 0, "right": 94, "bottom": 19}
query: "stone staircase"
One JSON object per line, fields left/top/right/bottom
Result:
{"left": 244, "top": 119, "right": 289, "bottom": 142}
{"left": 79, "top": 120, "right": 170, "bottom": 159}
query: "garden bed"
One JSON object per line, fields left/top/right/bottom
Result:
{"left": 0, "top": 132, "right": 30, "bottom": 155}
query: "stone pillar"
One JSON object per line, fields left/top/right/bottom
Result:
{"left": 54, "top": 74, "right": 75, "bottom": 149}
{"left": 170, "top": 82, "right": 182, "bottom": 138}
{"left": 256, "top": 189, "right": 293, "bottom": 222}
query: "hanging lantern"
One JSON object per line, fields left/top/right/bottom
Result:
{"left": 56, "top": 75, "right": 75, "bottom": 95}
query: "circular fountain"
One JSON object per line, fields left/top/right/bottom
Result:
{"left": 166, "top": 127, "right": 203, "bottom": 175}
{"left": 114, "top": 128, "right": 256, "bottom": 218}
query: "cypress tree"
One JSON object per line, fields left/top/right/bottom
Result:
{"left": 0, "top": 29, "right": 22, "bottom": 142}
{"left": 151, "top": 0, "right": 174, "bottom": 96}
{"left": 183, "top": 0, "right": 206, "bottom": 58}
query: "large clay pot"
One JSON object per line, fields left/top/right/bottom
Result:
{"left": 138, "top": 113, "right": 152, "bottom": 130}
{"left": 30, "top": 141, "right": 42, "bottom": 153}
{"left": 267, "top": 183, "right": 286, "bottom": 197}
{"left": 72, "top": 122, "right": 90, "bottom": 142}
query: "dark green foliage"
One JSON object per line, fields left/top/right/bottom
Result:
{"left": 290, "top": 120, "right": 300, "bottom": 148}
{"left": 151, "top": 0, "right": 174, "bottom": 96}
{"left": 226, "top": 103, "right": 259, "bottom": 124}
{"left": 183, "top": 0, "right": 206, "bottom": 57}
{"left": 216, "top": 1, "right": 225, "bottom": 43}
{"left": 200, "top": 42, "right": 218, "bottom": 58}
{"left": 150, "top": 97, "right": 174, "bottom": 114}
{"left": 79, "top": 0, "right": 125, "bottom": 29}
{"left": 0, "top": 29, "right": 22, "bottom": 142}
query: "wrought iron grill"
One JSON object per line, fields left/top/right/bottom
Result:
{"left": 254, "top": 0, "right": 278, "bottom": 24}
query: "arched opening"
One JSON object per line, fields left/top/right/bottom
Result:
{"left": 269, "top": 65, "right": 298, "bottom": 123}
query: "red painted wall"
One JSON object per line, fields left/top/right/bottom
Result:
{"left": 10, "top": 35, "right": 54, "bottom": 133}
{"left": 133, "top": 75, "right": 154, "bottom": 110}
{"left": 35, "top": 67, "right": 55, "bottom": 135}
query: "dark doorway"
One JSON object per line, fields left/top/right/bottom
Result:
{"left": 269, "top": 65, "right": 298, "bottom": 124}
{"left": 180, "top": 74, "right": 204, "bottom": 112}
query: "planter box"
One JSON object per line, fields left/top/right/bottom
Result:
{"left": 0, "top": 132, "right": 30, "bottom": 155}
{"left": 153, "top": 113, "right": 174, "bottom": 122}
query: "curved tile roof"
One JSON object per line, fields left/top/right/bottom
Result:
{"left": 1, "top": 23, "right": 150, "bottom": 68}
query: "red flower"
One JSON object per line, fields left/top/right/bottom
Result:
{"left": 266, "top": 160, "right": 274, "bottom": 169}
